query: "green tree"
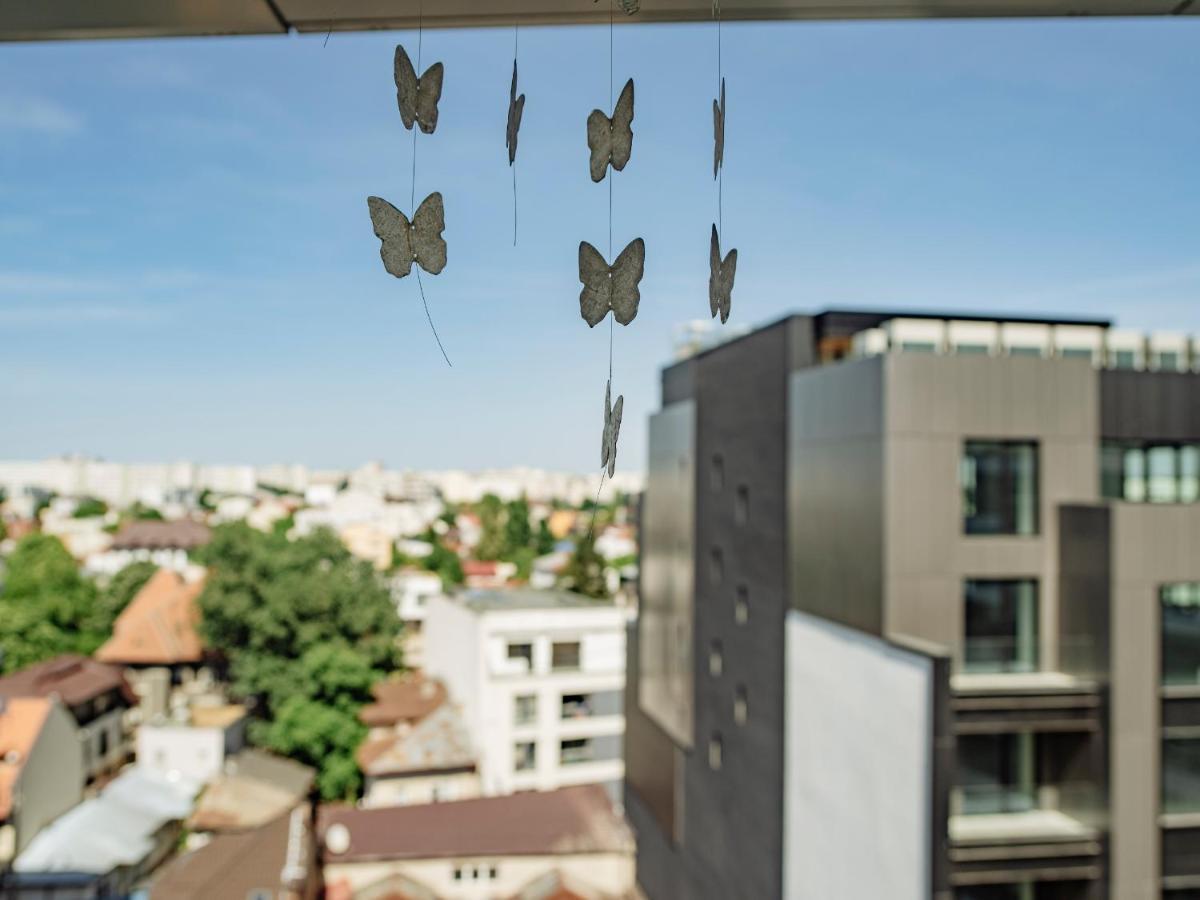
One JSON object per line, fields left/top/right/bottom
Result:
{"left": 503, "top": 498, "right": 533, "bottom": 555}
{"left": 197, "top": 489, "right": 217, "bottom": 512}
{"left": 475, "top": 494, "right": 507, "bottom": 561}
{"left": 126, "top": 501, "right": 164, "bottom": 521}
{"left": 535, "top": 519, "right": 555, "bottom": 556}
{"left": 0, "top": 534, "right": 105, "bottom": 672}
{"left": 96, "top": 561, "right": 157, "bottom": 627}
{"left": 557, "top": 532, "right": 609, "bottom": 599}
{"left": 423, "top": 539, "right": 464, "bottom": 587}
{"left": 195, "top": 523, "right": 402, "bottom": 800}
{"left": 72, "top": 497, "right": 108, "bottom": 519}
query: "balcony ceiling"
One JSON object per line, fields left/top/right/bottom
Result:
{"left": 1, "top": 0, "right": 1196, "bottom": 43}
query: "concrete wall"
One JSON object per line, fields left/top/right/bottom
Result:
{"left": 880, "top": 353, "right": 1099, "bottom": 670}
{"left": 362, "top": 770, "right": 480, "bottom": 808}
{"left": 11, "top": 701, "right": 84, "bottom": 857}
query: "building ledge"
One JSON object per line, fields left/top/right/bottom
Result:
{"left": 950, "top": 810, "right": 1100, "bottom": 847}
{"left": 952, "top": 672, "right": 1098, "bottom": 696}
{"left": 1160, "top": 812, "right": 1200, "bottom": 830}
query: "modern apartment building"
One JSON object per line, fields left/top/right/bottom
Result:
{"left": 423, "top": 589, "right": 627, "bottom": 799}
{"left": 626, "top": 309, "right": 1200, "bottom": 900}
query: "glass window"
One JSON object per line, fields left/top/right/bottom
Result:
{"left": 514, "top": 741, "right": 536, "bottom": 772}
{"left": 709, "top": 640, "right": 723, "bottom": 677}
{"left": 1100, "top": 443, "right": 1125, "bottom": 500}
{"left": 1112, "top": 349, "right": 1137, "bottom": 369}
{"left": 1163, "top": 584, "right": 1200, "bottom": 686}
{"left": 1159, "top": 351, "right": 1180, "bottom": 371}
{"left": 964, "top": 580, "right": 1039, "bottom": 674}
{"left": 958, "top": 733, "right": 1036, "bottom": 815}
{"left": 551, "top": 641, "right": 581, "bottom": 671}
{"left": 1008, "top": 346, "right": 1043, "bottom": 358}
{"left": 513, "top": 694, "right": 537, "bottom": 726}
{"left": 900, "top": 341, "right": 937, "bottom": 353}
{"left": 507, "top": 642, "right": 533, "bottom": 669}
{"left": 955, "top": 343, "right": 990, "bottom": 355}
{"left": 734, "top": 686, "right": 748, "bottom": 726}
{"left": 1149, "top": 445, "right": 1180, "bottom": 503}
{"left": 735, "top": 485, "right": 749, "bottom": 526}
{"left": 1060, "top": 347, "right": 1094, "bottom": 361}
{"left": 735, "top": 584, "right": 749, "bottom": 625}
{"left": 1181, "top": 447, "right": 1200, "bottom": 503}
{"left": 708, "top": 734, "right": 723, "bottom": 770}
{"left": 560, "top": 738, "right": 593, "bottom": 765}
{"left": 561, "top": 693, "right": 591, "bottom": 719}
{"left": 1163, "top": 737, "right": 1200, "bottom": 814}
{"left": 962, "top": 441, "right": 1039, "bottom": 536}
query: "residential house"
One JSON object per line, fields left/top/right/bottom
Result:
{"left": 0, "top": 698, "right": 84, "bottom": 864}
{"left": 423, "top": 590, "right": 626, "bottom": 799}
{"left": 86, "top": 518, "right": 210, "bottom": 577}
{"left": 10, "top": 765, "right": 199, "bottom": 896}
{"left": 389, "top": 569, "right": 444, "bottom": 667}
{"left": 357, "top": 674, "right": 477, "bottom": 808}
{"left": 460, "top": 560, "right": 516, "bottom": 590}
{"left": 0, "top": 654, "right": 134, "bottom": 782}
{"left": 148, "top": 804, "right": 318, "bottom": 900}
{"left": 187, "top": 748, "right": 314, "bottom": 835}
{"left": 95, "top": 567, "right": 211, "bottom": 723}
{"left": 319, "top": 785, "right": 635, "bottom": 900}
{"left": 137, "top": 703, "right": 248, "bottom": 784}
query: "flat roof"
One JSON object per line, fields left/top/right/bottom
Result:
{"left": 2, "top": 0, "right": 1195, "bottom": 43}
{"left": 456, "top": 588, "right": 615, "bottom": 614}
{"left": 815, "top": 307, "right": 1113, "bottom": 330}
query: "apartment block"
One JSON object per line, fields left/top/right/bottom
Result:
{"left": 626, "top": 309, "right": 1200, "bottom": 900}
{"left": 423, "top": 590, "right": 627, "bottom": 799}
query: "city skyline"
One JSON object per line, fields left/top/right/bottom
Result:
{"left": 2, "top": 18, "right": 1199, "bottom": 470}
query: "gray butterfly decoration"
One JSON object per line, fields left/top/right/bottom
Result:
{"left": 578, "top": 237, "right": 646, "bottom": 328}
{"left": 367, "top": 192, "right": 447, "bottom": 278}
{"left": 709, "top": 225, "right": 736, "bottom": 324}
{"left": 601, "top": 378, "right": 624, "bottom": 478}
{"left": 506, "top": 60, "right": 525, "bottom": 166}
{"left": 394, "top": 45, "right": 444, "bottom": 135}
{"left": 713, "top": 77, "right": 725, "bottom": 179}
{"left": 586, "top": 78, "right": 635, "bottom": 183}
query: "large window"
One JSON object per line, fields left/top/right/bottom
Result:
{"left": 964, "top": 580, "right": 1039, "bottom": 674}
{"left": 1101, "top": 442, "right": 1200, "bottom": 504}
{"left": 962, "top": 441, "right": 1039, "bottom": 535}
{"left": 958, "top": 733, "right": 1037, "bottom": 815}
{"left": 1163, "top": 737, "right": 1200, "bottom": 814}
{"left": 1163, "top": 584, "right": 1200, "bottom": 687}
{"left": 560, "top": 738, "right": 593, "bottom": 765}
{"left": 551, "top": 641, "right": 581, "bottom": 672}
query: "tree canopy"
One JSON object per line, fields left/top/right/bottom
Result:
{"left": 0, "top": 534, "right": 106, "bottom": 672}
{"left": 558, "top": 530, "right": 609, "bottom": 599}
{"left": 194, "top": 523, "right": 402, "bottom": 800}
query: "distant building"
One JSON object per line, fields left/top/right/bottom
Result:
{"left": 319, "top": 785, "right": 636, "bottom": 900}
{"left": 357, "top": 674, "right": 478, "bottom": 808}
{"left": 460, "top": 559, "right": 517, "bottom": 590}
{"left": 187, "top": 748, "right": 315, "bottom": 834}
{"left": 95, "top": 567, "right": 211, "bottom": 723}
{"left": 0, "top": 697, "right": 84, "bottom": 864}
{"left": 423, "top": 590, "right": 626, "bottom": 799}
{"left": 149, "top": 803, "right": 318, "bottom": 900}
{"left": 10, "top": 765, "right": 198, "bottom": 896}
{"left": 86, "top": 518, "right": 210, "bottom": 576}
{"left": 137, "top": 704, "right": 248, "bottom": 784}
{"left": 389, "top": 568, "right": 443, "bottom": 668}
{"left": 0, "top": 654, "right": 134, "bottom": 783}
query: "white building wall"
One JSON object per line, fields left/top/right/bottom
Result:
{"left": 137, "top": 726, "right": 228, "bottom": 784}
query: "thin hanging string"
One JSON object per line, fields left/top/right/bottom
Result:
{"left": 607, "top": 0, "right": 614, "bottom": 384}
{"left": 716, "top": 0, "right": 723, "bottom": 238}
{"left": 408, "top": 0, "right": 450, "bottom": 368}
{"left": 513, "top": 24, "right": 519, "bottom": 246}
{"left": 587, "top": 471, "right": 606, "bottom": 539}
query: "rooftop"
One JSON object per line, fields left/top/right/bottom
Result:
{"left": 359, "top": 672, "right": 448, "bottom": 729}
{"left": 110, "top": 519, "right": 211, "bottom": 551}
{"left": 357, "top": 703, "right": 476, "bottom": 777}
{"left": 95, "top": 568, "right": 206, "bottom": 666}
{"left": 0, "top": 654, "right": 133, "bottom": 709}
{"left": 0, "top": 697, "right": 53, "bottom": 821}
{"left": 318, "top": 784, "right": 632, "bottom": 864}
{"left": 14, "top": 765, "right": 199, "bottom": 874}
{"left": 189, "top": 749, "right": 314, "bottom": 833}
{"left": 457, "top": 588, "right": 616, "bottom": 614}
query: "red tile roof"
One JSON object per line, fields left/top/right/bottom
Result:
{"left": 110, "top": 519, "right": 211, "bottom": 551}
{"left": 358, "top": 673, "right": 447, "bottom": 729}
{"left": 0, "top": 697, "right": 53, "bottom": 820}
{"left": 95, "top": 568, "right": 206, "bottom": 665}
{"left": 0, "top": 654, "right": 134, "bottom": 708}
{"left": 317, "top": 785, "right": 632, "bottom": 864}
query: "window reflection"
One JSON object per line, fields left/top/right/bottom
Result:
{"left": 962, "top": 441, "right": 1039, "bottom": 536}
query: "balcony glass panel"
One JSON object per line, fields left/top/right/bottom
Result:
{"left": 964, "top": 579, "right": 1039, "bottom": 674}
{"left": 958, "top": 733, "right": 1036, "bottom": 816}
{"left": 1163, "top": 583, "right": 1200, "bottom": 687}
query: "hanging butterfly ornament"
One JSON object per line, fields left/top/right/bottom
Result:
{"left": 586, "top": 78, "right": 634, "bottom": 183}
{"left": 506, "top": 59, "right": 525, "bottom": 166}
{"left": 579, "top": 238, "right": 645, "bottom": 328}
{"left": 708, "top": 8, "right": 737, "bottom": 324}
{"left": 601, "top": 378, "right": 624, "bottom": 479}
{"left": 365, "top": 42, "right": 452, "bottom": 366}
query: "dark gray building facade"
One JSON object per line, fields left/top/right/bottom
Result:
{"left": 626, "top": 310, "right": 1200, "bottom": 900}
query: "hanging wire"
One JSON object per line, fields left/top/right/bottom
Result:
{"left": 513, "top": 24, "right": 519, "bottom": 246}
{"left": 716, "top": 0, "right": 723, "bottom": 238}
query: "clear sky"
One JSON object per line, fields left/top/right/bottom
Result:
{"left": 2, "top": 17, "right": 1198, "bottom": 472}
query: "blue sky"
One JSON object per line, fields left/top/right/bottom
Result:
{"left": 1, "top": 18, "right": 1198, "bottom": 472}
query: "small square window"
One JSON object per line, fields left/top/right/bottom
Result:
{"left": 453, "top": 867, "right": 464, "bottom": 882}
{"left": 514, "top": 694, "right": 537, "bottom": 726}
{"left": 734, "top": 485, "right": 749, "bottom": 526}
{"left": 507, "top": 642, "right": 533, "bottom": 669}
{"left": 709, "top": 641, "right": 723, "bottom": 677}
{"left": 514, "top": 741, "right": 536, "bottom": 772}
{"left": 551, "top": 641, "right": 581, "bottom": 671}
{"left": 560, "top": 738, "right": 593, "bottom": 765}
{"left": 734, "top": 686, "right": 748, "bottom": 726}
{"left": 735, "top": 585, "right": 749, "bottom": 625}
{"left": 711, "top": 454, "right": 725, "bottom": 492}
{"left": 710, "top": 547, "right": 724, "bottom": 584}
{"left": 708, "top": 734, "right": 723, "bottom": 770}
{"left": 488, "top": 865, "right": 498, "bottom": 879}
